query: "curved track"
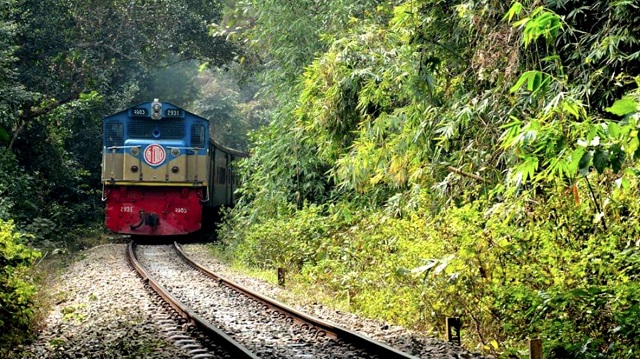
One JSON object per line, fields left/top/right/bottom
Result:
{"left": 129, "top": 240, "right": 419, "bottom": 358}
{"left": 127, "top": 241, "right": 259, "bottom": 358}
{"left": 173, "top": 242, "right": 419, "bottom": 359}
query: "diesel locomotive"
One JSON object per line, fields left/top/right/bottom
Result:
{"left": 101, "top": 99, "right": 247, "bottom": 236}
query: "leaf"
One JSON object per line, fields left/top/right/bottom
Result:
{"left": 562, "top": 100, "right": 581, "bottom": 119}
{"left": 578, "top": 151, "right": 592, "bottom": 172}
{"left": 510, "top": 70, "right": 548, "bottom": 94}
{"left": 510, "top": 71, "right": 536, "bottom": 93}
{"left": 410, "top": 259, "right": 438, "bottom": 274}
{"left": 435, "top": 260, "right": 448, "bottom": 275}
{"left": 609, "top": 145, "right": 625, "bottom": 173}
{"left": 594, "top": 212, "right": 605, "bottom": 223}
{"left": 607, "top": 122, "right": 620, "bottom": 138}
{"left": 615, "top": 177, "right": 629, "bottom": 190}
{"left": 606, "top": 98, "right": 638, "bottom": 116}
{"left": 503, "top": 2, "right": 523, "bottom": 22}
{"left": 0, "top": 126, "right": 9, "bottom": 143}
{"left": 527, "top": 71, "right": 541, "bottom": 92}
{"left": 593, "top": 149, "right": 609, "bottom": 174}
{"left": 569, "top": 147, "right": 586, "bottom": 173}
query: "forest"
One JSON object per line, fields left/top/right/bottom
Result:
{"left": 2, "top": 0, "right": 640, "bottom": 357}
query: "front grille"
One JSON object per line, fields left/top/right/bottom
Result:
{"left": 128, "top": 119, "right": 185, "bottom": 139}
{"left": 104, "top": 120, "right": 124, "bottom": 147}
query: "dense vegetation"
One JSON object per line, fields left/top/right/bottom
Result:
{"left": 0, "top": 220, "right": 40, "bottom": 348}
{"left": 2, "top": 0, "right": 640, "bottom": 357}
{"left": 0, "top": 0, "right": 250, "bottom": 349}
{"left": 217, "top": 0, "right": 640, "bottom": 357}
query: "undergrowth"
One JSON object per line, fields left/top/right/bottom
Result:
{"left": 220, "top": 183, "right": 640, "bottom": 357}
{"left": 0, "top": 221, "right": 115, "bottom": 356}
{"left": 0, "top": 220, "right": 41, "bottom": 354}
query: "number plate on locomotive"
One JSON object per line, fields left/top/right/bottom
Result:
{"left": 131, "top": 108, "right": 148, "bottom": 117}
{"left": 165, "top": 109, "right": 182, "bottom": 118}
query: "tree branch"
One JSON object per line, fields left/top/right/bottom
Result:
{"left": 9, "top": 95, "right": 79, "bottom": 150}
{"left": 447, "top": 166, "right": 488, "bottom": 183}
{"left": 75, "top": 41, "right": 140, "bottom": 61}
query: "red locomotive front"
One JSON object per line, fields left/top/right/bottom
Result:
{"left": 104, "top": 186, "right": 204, "bottom": 236}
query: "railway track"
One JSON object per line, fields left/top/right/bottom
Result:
{"left": 128, "top": 241, "right": 257, "bottom": 359}
{"left": 128, "top": 240, "right": 420, "bottom": 359}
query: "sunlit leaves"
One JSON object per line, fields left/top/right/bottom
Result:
{"left": 510, "top": 155, "right": 538, "bottom": 186}
{"left": 606, "top": 97, "right": 638, "bottom": 117}
{"left": 219, "top": 2, "right": 640, "bottom": 358}
{"left": 0, "top": 219, "right": 40, "bottom": 347}
{"left": 509, "top": 70, "right": 551, "bottom": 94}
{"left": 501, "top": 0, "right": 640, "bottom": 195}
{"left": 507, "top": 5, "right": 563, "bottom": 48}
{"left": 503, "top": 2, "right": 523, "bottom": 23}
{"left": 502, "top": 87, "right": 640, "bottom": 187}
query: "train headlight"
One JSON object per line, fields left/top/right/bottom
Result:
{"left": 130, "top": 147, "right": 140, "bottom": 156}
{"left": 131, "top": 165, "right": 139, "bottom": 173}
{"left": 171, "top": 166, "right": 179, "bottom": 174}
{"left": 170, "top": 148, "right": 180, "bottom": 157}
{"left": 151, "top": 98, "right": 162, "bottom": 120}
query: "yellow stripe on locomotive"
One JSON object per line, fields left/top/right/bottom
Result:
{"left": 101, "top": 150, "right": 209, "bottom": 186}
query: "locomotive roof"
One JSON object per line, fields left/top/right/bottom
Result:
{"left": 210, "top": 140, "right": 250, "bottom": 158}
{"left": 103, "top": 101, "right": 204, "bottom": 120}
{"left": 104, "top": 100, "right": 249, "bottom": 158}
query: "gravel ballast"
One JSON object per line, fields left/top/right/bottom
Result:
{"left": 138, "top": 244, "right": 377, "bottom": 359}
{"left": 9, "top": 244, "right": 195, "bottom": 359}
{"left": 8, "top": 242, "right": 485, "bottom": 358}
{"left": 181, "top": 243, "right": 485, "bottom": 359}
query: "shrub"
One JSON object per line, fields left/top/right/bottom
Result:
{"left": 222, "top": 191, "right": 640, "bottom": 357}
{"left": 0, "top": 219, "right": 41, "bottom": 350}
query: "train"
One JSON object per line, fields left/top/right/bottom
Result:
{"left": 101, "top": 99, "right": 248, "bottom": 236}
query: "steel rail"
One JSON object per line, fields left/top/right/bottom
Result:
{"left": 174, "top": 241, "right": 420, "bottom": 359}
{"left": 127, "top": 241, "right": 260, "bottom": 359}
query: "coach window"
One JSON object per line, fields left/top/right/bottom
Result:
{"left": 217, "top": 167, "right": 226, "bottom": 184}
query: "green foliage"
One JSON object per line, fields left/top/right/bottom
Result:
{"left": 214, "top": 0, "right": 388, "bottom": 216}
{"left": 0, "top": 0, "right": 36, "bottom": 148}
{"left": 231, "top": 104, "right": 333, "bottom": 220}
{"left": 288, "top": 0, "right": 517, "bottom": 208}
{"left": 509, "top": 4, "right": 563, "bottom": 48}
{"left": 230, "top": 0, "right": 386, "bottom": 93}
{"left": 1, "top": 0, "right": 240, "bottom": 242}
{"left": 0, "top": 219, "right": 40, "bottom": 349}
{"left": 221, "top": 204, "right": 333, "bottom": 269}
{"left": 0, "top": 148, "right": 35, "bottom": 222}
{"left": 223, "top": 189, "right": 640, "bottom": 357}
{"left": 501, "top": 80, "right": 640, "bottom": 190}
{"left": 192, "top": 67, "right": 260, "bottom": 151}
{"left": 500, "top": 0, "right": 640, "bottom": 191}
{"left": 220, "top": 0, "right": 640, "bottom": 356}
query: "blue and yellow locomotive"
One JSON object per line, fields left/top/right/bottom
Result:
{"left": 101, "top": 99, "right": 247, "bottom": 235}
